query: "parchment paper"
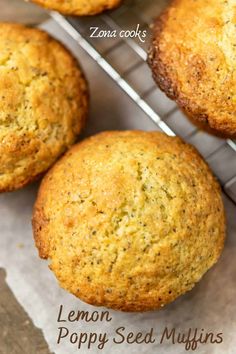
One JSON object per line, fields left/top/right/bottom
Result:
{"left": 0, "top": 20, "right": 235, "bottom": 354}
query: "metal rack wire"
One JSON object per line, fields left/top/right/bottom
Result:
{"left": 52, "top": 0, "right": 236, "bottom": 204}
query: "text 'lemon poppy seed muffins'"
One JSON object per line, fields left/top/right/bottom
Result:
{"left": 33, "top": 131, "right": 225, "bottom": 312}
{"left": 148, "top": 0, "right": 236, "bottom": 138}
{"left": 30, "top": 0, "right": 122, "bottom": 15}
{"left": 0, "top": 23, "right": 88, "bottom": 192}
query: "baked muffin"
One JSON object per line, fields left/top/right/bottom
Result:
{"left": 33, "top": 131, "right": 225, "bottom": 312}
{"left": 148, "top": 0, "right": 236, "bottom": 138}
{"left": 30, "top": 0, "right": 122, "bottom": 16}
{"left": 0, "top": 23, "right": 88, "bottom": 192}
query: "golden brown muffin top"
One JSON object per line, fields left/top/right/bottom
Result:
{"left": 33, "top": 131, "right": 225, "bottom": 312}
{"left": 30, "top": 0, "right": 122, "bottom": 15}
{"left": 0, "top": 23, "right": 88, "bottom": 192}
{"left": 148, "top": 0, "right": 236, "bottom": 137}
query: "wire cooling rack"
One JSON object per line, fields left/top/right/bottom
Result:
{"left": 51, "top": 0, "right": 236, "bottom": 205}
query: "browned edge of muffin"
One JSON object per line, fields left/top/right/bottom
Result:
{"left": 147, "top": 2, "right": 236, "bottom": 138}
{"left": 30, "top": 0, "right": 122, "bottom": 16}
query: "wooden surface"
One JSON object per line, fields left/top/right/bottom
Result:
{"left": 0, "top": 2, "right": 52, "bottom": 353}
{"left": 0, "top": 269, "right": 52, "bottom": 354}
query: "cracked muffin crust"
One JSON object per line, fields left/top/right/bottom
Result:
{"left": 29, "top": 0, "right": 122, "bottom": 15}
{"left": 0, "top": 23, "right": 88, "bottom": 192}
{"left": 33, "top": 131, "right": 225, "bottom": 312}
{"left": 148, "top": 0, "right": 236, "bottom": 138}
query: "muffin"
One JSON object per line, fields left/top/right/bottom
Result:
{"left": 33, "top": 131, "right": 225, "bottom": 312}
{"left": 148, "top": 0, "right": 236, "bottom": 138}
{"left": 30, "top": 0, "right": 122, "bottom": 16}
{"left": 0, "top": 23, "right": 88, "bottom": 192}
